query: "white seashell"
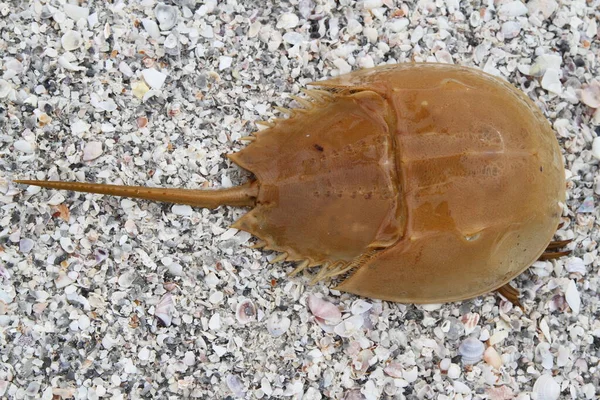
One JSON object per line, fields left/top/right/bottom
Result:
{"left": 453, "top": 380, "right": 471, "bottom": 394}
{"left": 54, "top": 271, "right": 74, "bottom": 289}
{"left": 218, "top": 56, "right": 233, "bottom": 71}
{"left": 565, "top": 257, "right": 586, "bottom": 274}
{"left": 155, "top": 292, "right": 174, "bottom": 326}
{"left": 532, "top": 374, "right": 560, "bottom": 400}
{"left": 142, "top": 68, "right": 167, "bottom": 89}
{"left": 235, "top": 299, "right": 256, "bottom": 324}
{"left": 541, "top": 68, "right": 562, "bottom": 94}
{"left": 439, "top": 358, "right": 451, "bottom": 372}
{"left": 226, "top": 374, "right": 246, "bottom": 398}
{"left": 60, "top": 237, "right": 75, "bottom": 253}
{"left": 591, "top": 137, "right": 600, "bottom": 160}
{"left": 0, "top": 79, "right": 14, "bottom": 98}
{"left": 351, "top": 349, "right": 374, "bottom": 377}
{"left": 307, "top": 294, "right": 342, "bottom": 325}
{"left": 58, "top": 55, "right": 85, "bottom": 71}
{"left": 64, "top": 4, "right": 89, "bottom": 21}
{"left": 498, "top": 1, "right": 528, "bottom": 17}
{"left": 154, "top": 3, "right": 178, "bottom": 30}
{"left": 458, "top": 337, "right": 485, "bottom": 365}
{"left": 383, "top": 362, "right": 403, "bottom": 378}
{"left": 539, "top": 318, "right": 551, "bottom": 342}
{"left": 535, "top": 342, "right": 554, "bottom": 370}
{"left": 447, "top": 363, "right": 461, "bottom": 379}
{"left": 142, "top": 18, "right": 161, "bottom": 39}
{"left": 83, "top": 141, "right": 103, "bottom": 161}
{"left": 277, "top": 13, "right": 299, "bottom": 29}
{"left": 483, "top": 346, "right": 502, "bottom": 369}
{"left": 118, "top": 271, "right": 136, "bottom": 288}
{"left": 501, "top": 21, "right": 521, "bottom": 39}
{"left": 565, "top": 280, "right": 581, "bottom": 314}
{"left": 266, "top": 312, "right": 290, "bottom": 337}
{"left": 61, "top": 30, "right": 83, "bottom": 51}
{"left": 403, "top": 366, "right": 418, "bottom": 383}
{"left": 577, "top": 196, "right": 594, "bottom": 213}
{"left": 334, "top": 314, "right": 364, "bottom": 337}
{"left": 283, "top": 32, "right": 304, "bottom": 45}
{"left": 580, "top": 80, "right": 600, "bottom": 108}
{"left": 461, "top": 312, "right": 480, "bottom": 334}
{"left": 172, "top": 204, "right": 193, "bottom": 216}
{"left": 14, "top": 140, "right": 34, "bottom": 154}
{"left": 556, "top": 345, "right": 570, "bottom": 366}
{"left": 19, "top": 238, "right": 35, "bottom": 253}
{"left": 350, "top": 299, "right": 372, "bottom": 315}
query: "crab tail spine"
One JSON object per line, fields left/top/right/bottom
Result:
{"left": 14, "top": 179, "right": 258, "bottom": 209}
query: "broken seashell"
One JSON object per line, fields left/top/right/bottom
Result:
{"left": 461, "top": 312, "right": 480, "bottom": 334}
{"left": 532, "top": 374, "right": 560, "bottom": 400}
{"left": 483, "top": 346, "right": 502, "bottom": 369}
{"left": 61, "top": 30, "right": 83, "bottom": 51}
{"left": 333, "top": 314, "right": 364, "bottom": 337}
{"left": 350, "top": 299, "right": 372, "bottom": 315}
{"left": 307, "top": 294, "right": 342, "bottom": 325}
{"left": 383, "top": 362, "right": 403, "bottom": 378}
{"left": 565, "top": 280, "right": 581, "bottom": 314}
{"left": 155, "top": 292, "right": 174, "bottom": 327}
{"left": 458, "top": 337, "right": 485, "bottom": 365}
{"left": 235, "top": 299, "right": 257, "bottom": 324}
{"left": 565, "top": 257, "right": 586, "bottom": 274}
{"left": 154, "top": 3, "right": 178, "bottom": 30}
{"left": 535, "top": 342, "right": 554, "bottom": 370}
{"left": 266, "top": 311, "right": 290, "bottom": 337}
{"left": 351, "top": 349, "right": 374, "bottom": 377}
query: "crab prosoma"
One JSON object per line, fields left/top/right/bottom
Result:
{"left": 15, "top": 63, "right": 570, "bottom": 306}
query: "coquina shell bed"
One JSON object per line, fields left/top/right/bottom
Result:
{"left": 16, "top": 63, "right": 567, "bottom": 304}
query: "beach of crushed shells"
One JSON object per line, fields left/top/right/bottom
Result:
{"left": 0, "top": 0, "right": 599, "bottom": 399}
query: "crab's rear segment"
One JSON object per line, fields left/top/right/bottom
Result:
{"left": 229, "top": 90, "right": 405, "bottom": 275}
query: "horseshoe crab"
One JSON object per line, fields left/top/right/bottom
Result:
{"left": 15, "top": 63, "right": 569, "bottom": 304}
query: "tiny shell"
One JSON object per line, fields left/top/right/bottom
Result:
{"left": 155, "top": 292, "right": 174, "bottom": 327}
{"left": 266, "top": 312, "right": 290, "bottom": 337}
{"left": 532, "top": 374, "right": 560, "bottom": 400}
{"left": 61, "top": 30, "right": 83, "bottom": 51}
{"left": 458, "top": 337, "right": 485, "bottom": 365}
{"left": 235, "top": 299, "right": 257, "bottom": 324}
{"left": 483, "top": 346, "right": 502, "bottom": 369}
{"left": 154, "top": 3, "right": 178, "bottom": 30}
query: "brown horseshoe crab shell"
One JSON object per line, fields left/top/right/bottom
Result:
{"left": 15, "top": 63, "right": 566, "bottom": 304}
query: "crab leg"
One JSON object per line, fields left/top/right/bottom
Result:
{"left": 497, "top": 283, "right": 523, "bottom": 308}
{"left": 14, "top": 179, "right": 258, "bottom": 209}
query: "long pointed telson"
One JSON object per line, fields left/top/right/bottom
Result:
{"left": 13, "top": 179, "right": 258, "bottom": 209}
